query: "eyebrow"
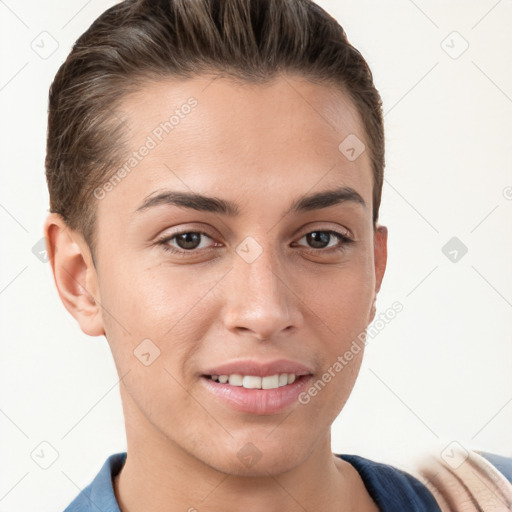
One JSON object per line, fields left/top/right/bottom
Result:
{"left": 135, "top": 185, "right": 366, "bottom": 216}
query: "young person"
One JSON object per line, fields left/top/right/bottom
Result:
{"left": 44, "top": 0, "right": 512, "bottom": 510}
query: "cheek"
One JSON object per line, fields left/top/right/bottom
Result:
{"left": 100, "top": 259, "right": 206, "bottom": 329}
{"left": 305, "top": 259, "right": 374, "bottom": 337}
{"left": 98, "top": 263, "right": 218, "bottom": 371}
{"left": 306, "top": 356, "right": 363, "bottom": 414}
{"left": 97, "top": 265, "right": 210, "bottom": 423}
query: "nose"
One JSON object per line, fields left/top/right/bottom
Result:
{"left": 221, "top": 242, "right": 302, "bottom": 341}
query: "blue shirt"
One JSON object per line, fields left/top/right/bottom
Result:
{"left": 63, "top": 451, "right": 512, "bottom": 511}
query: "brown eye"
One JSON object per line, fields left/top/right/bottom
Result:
{"left": 296, "top": 230, "right": 353, "bottom": 252}
{"left": 174, "top": 232, "right": 203, "bottom": 250}
{"left": 306, "top": 231, "right": 331, "bottom": 249}
{"left": 157, "top": 231, "right": 217, "bottom": 255}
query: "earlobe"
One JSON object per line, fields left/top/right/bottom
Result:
{"left": 44, "top": 213, "right": 105, "bottom": 337}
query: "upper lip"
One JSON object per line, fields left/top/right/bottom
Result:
{"left": 202, "top": 359, "right": 314, "bottom": 378}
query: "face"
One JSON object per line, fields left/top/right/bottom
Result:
{"left": 51, "top": 74, "right": 387, "bottom": 476}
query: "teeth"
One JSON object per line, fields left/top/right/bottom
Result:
{"left": 228, "top": 374, "right": 243, "bottom": 386}
{"left": 243, "top": 375, "right": 261, "bottom": 389}
{"left": 262, "top": 374, "right": 279, "bottom": 389}
{"left": 209, "top": 373, "right": 300, "bottom": 389}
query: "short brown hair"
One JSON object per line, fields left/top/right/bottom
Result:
{"left": 45, "top": 0, "right": 385, "bottom": 259}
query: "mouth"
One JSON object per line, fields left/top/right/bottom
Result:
{"left": 202, "top": 372, "right": 303, "bottom": 389}
{"left": 200, "top": 372, "right": 314, "bottom": 415}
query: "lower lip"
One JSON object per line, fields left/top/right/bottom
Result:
{"left": 200, "top": 375, "right": 313, "bottom": 415}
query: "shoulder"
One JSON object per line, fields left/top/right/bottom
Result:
{"left": 408, "top": 444, "right": 512, "bottom": 511}
{"left": 62, "top": 452, "right": 126, "bottom": 512}
{"left": 336, "top": 453, "right": 442, "bottom": 511}
{"left": 476, "top": 450, "right": 512, "bottom": 484}
{"left": 337, "top": 447, "right": 512, "bottom": 512}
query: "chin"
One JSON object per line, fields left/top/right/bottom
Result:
{"left": 205, "top": 435, "right": 311, "bottom": 477}
{"left": 219, "top": 451, "right": 303, "bottom": 477}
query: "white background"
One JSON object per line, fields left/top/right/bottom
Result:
{"left": 1, "top": 1, "right": 511, "bottom": 510}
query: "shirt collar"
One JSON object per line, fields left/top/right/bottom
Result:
{"left": 87, "top": 451, "right": 126, "bottom": 511}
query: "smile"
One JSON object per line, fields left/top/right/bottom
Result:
{"left": 207, "top": 373, "right": 297, "bottom": 389}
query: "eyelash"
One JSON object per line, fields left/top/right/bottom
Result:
{"left": 155, "top": 229, "right": 354, "bottom": 257}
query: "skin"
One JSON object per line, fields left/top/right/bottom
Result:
{"left": 45, "top": 74, "right": 387, "bottom": 512}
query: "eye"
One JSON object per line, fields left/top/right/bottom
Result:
{"left": 155, "top": 228, "right": 354, "bottom": 257}
{"left": 294, "top": 230, "right": 354, "bottom": 253}
{"left": 156, "top": 231, "right": 218, "bottom": 255}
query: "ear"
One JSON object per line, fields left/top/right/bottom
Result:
{"left": 44, "top": 213, "right": 105, "bottom": 337}
{"left": 368, "top": 224, "right": 388, "bottom": 324}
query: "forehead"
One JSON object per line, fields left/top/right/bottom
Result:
{"left": 97, "top": 74, "right": 373, "bottom": 220}
{"left": 120, "top": 74, "right": 367, "bottom": 147}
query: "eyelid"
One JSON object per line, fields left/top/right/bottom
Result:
{"left": 155, "top": 223, "right": 354, "bottom": 257}
{"left": 156, "top": 230, "right": 217, "bottom": 250}
{"left": 155, "top": 224, "right": 218, "bottom": 242}
{"left": 293, "top": 230, "right": 353, "bottom": 253}
{"left": 157, "top": 222, "right": 353, "bottom": 243}
{"left": 296, "top": 223, "right": 353, "bottom": 240}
